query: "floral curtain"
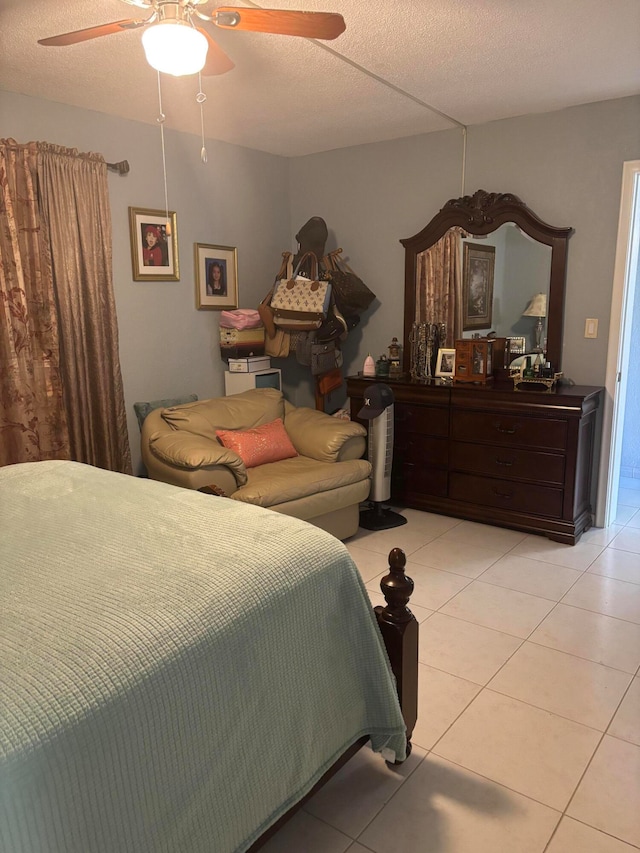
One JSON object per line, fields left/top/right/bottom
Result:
{"left": 0, "top": 140, "right": 70, "bottom": 465}
{"left": 0, "top": 139, "right": 131, "bottom": 474}
{"left": 416, "top": 226, "right": 467, "bottom": 347}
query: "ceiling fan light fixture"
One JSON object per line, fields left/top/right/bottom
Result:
{"left": 142, "top": 20, "right": 208, "bottom": 76}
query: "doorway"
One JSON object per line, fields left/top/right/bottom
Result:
{"left": 597, "top": 160, "right": 640, "bottom": 527}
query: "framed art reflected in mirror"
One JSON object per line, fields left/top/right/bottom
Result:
{"left": 462, "top": 243, "right": 495, "bottom": 331}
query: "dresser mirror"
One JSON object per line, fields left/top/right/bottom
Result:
{"left": 401, "top": 190, "right": 572, "bottom": 374}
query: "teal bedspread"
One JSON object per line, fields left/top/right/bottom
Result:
{"left": 0, "top": 461, "right": 406, "bottom": 853}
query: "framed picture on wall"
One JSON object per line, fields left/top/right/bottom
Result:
{"left": 128, "top": 207, "right": 179, "bottom": 281}
{"left": 194, "top": 243, "right": 238, "bottom": 310}
{"left": 462, "top": 242, "right": 495, "bottom": 330}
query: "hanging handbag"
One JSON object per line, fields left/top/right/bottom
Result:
{"left": 311, "top": 341, "right": 339, "bottom": 376}
{"left": 264, "top": 326, "right": 290, "bottom": 358}
{"left": 271, "top": 252, "right": 332, "bottom": 329}
{"left": 316, "top": 293, "right": 349, "bottom": 343}
{"left": 258, "top": 252, "right": 293, "bottom": 339}
{"left": 316, "top": 367, "right": 343, "bottom": 396}
{"left": 295, "top": 331, "right": 315, "bottom": 367}
{"left": 321, "top": 249, "right": 376, "bottom": 317}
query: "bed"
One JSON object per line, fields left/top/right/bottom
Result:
{"left": 0, "top": 461, "right": 417, "bottom": 853}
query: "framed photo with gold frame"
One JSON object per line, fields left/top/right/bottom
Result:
{"left": 194, "top": 243, "right": 238, "bottom": 310}
{"left": 462, "top": 242, "right": 495, "bottom": 330}
{"left": 128, "top": 207, "right": 179, "bottom": 281}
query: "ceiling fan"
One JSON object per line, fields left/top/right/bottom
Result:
{"left": 38, "top": 0, "right": 346, "bottom": 77}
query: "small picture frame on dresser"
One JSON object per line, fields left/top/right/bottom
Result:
{"left": 507, "top": 336, "right": 526, "bottom": 356}
{"left": 435, "top": 348, "right": 456, "bottom": 377}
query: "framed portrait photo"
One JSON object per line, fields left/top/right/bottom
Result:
{"left": 195, "top": 243, "right": 238, "bottom": 310}
{"left": 129, "top": 207, "right": 179, "bottom": 281}
{"left": 435, "top": 347, "right": 456, "bottom": 378}
{"left": 462, "top": 242, "right": 495, "bottom": 331}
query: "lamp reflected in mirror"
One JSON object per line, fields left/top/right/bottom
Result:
{"left": 522, "top": 292, "right": 547, "bottom": 352}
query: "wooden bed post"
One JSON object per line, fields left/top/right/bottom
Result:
{"left": 248, "top": 547, "right": 418, "bottom": 850}
{"left": 374, "top": 548, "right": 419, "bottom": 758}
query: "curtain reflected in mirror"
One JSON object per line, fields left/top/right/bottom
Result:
{"left": 415, "top": 227, "right": 466, "bottom": 348}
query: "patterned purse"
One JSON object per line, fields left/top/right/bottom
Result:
{"left": 271, "top": 252, "right": 332, "bottom": 330}
{"left": 310, "top": 341, "right": 339, "bottom": 376}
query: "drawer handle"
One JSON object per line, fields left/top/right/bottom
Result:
{"left": 495, "top": 458, "right": 514, "bottom": 467}
{"left": 496, "top": 424, "right": 518, "bottom": 435}
{"left": 492, "top": 488, "right": 513, "bottom": 500}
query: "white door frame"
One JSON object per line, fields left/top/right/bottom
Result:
{"left": 596, "top": 160, "right": 640, "bottom": 527}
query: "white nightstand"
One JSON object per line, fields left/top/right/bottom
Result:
{"left": 224, "top": 368, "right": 282, "bottom": 396}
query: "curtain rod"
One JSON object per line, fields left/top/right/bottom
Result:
{"left": 107, "top": 160, "right": 130, "bottom": 175}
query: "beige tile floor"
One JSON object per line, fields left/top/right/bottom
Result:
{"left": 262, "top": 497, "right": 640, "bottom": 853}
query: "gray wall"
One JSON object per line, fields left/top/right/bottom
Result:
{"left": 289, "top": 95, "right": 640, "bottom": 399}
{"left": 3, "top": 91, "right": 640, "bottom": 468}
{"left": 2, "top": 90, "right": 291, "bottom": 473}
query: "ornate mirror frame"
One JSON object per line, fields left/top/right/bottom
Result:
{"left": 401, "top": 190, "right": 573, "bottom": 374}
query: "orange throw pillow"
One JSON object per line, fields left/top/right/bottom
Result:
{"left": 216, "top": 418, "right": 298, "bottom": 468}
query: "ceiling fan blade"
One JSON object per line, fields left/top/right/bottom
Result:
{"left": 197, "top": 28, "right": 236, "bottom": 75}
{"left": 214, "top": 7, "right": 346, "bottom": 40}
{"left": 38, "top": 19, "right": 147, "bottom": 47}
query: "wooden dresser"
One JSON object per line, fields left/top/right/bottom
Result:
{"left": 347, "top": 376, "right": 603, "bottom": 544}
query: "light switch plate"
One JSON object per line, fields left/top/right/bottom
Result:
{"left": 585, "top": 318, "right": 598, "bottom": 338}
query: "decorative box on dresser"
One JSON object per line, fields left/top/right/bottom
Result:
{"left": 347, "top": 376, "right": 603, "bottom": 545}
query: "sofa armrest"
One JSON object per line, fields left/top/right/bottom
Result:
{"left": 148, "top": 431, "right": 248, "bottom": 486}
{"left": 284, "top": 406, "right": 367, "bottom": 463}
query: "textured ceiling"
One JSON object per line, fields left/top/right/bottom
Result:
{"left": 2, "top": 0, "right": 639, "bottom": 157}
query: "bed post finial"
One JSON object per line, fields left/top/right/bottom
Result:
{"left": 374, "top": 548, "right": 418, "bottom": 760}
{"left": 379, "top": 547, "right": 414, "bottom": 621}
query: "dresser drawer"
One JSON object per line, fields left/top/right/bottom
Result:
{"left": 395, "top": 435, "right": 449, "bottom": 468}
{"left": 452, "top": 410, "right": 567, "bottom": 451}
{"left": 395, "top": 463, "right": 448, "bottom": 498}
{"left": 347, "top": 376, "right": 602, "bottom": 543}
{"left": 451, "top": 441, "right": 565, "bottom": 485}
{"left": 395, "top": 404, "right": 449, "bottom": 437}
{"left": 449, "top": 473, "right": 564, "bottom": 518}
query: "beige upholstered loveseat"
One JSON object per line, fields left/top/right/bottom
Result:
{"left": 141, "top": 388, "right": 371, "bottom": 540}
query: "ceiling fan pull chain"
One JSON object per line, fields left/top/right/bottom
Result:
{"left": 196, "top": 73, "right": 208, "bottom": 164}
{"left": 156, "top": 70, "right": 171, "bottom": 235}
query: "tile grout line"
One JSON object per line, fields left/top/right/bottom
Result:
{"left": 477, "top": 683, "right": 632, "bottom": 738}
{"left": 350, "top": 516, "right": 639, "bottom": 851}
{"left": 525, "top": 635, "right": 639, "bottom": 676}
{"left": 344, "top": 748, "right": 433, "bottom": 848}
{"left": 550, "top": 724, "right": 624, "bottom": 850}
{"left": 545, "top": 816, "right": 640, "bottom": 852}
{"left": 413, "top": 555, "right": 635, "bottom": 836}
{"left": 418, "top": 750, "right": 565, "bottom": 814}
